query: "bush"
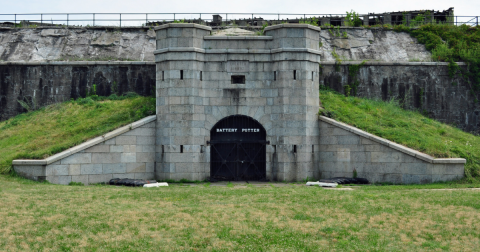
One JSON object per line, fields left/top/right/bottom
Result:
{"left": 345, "top": 10, "right": 362, "bottom": 27}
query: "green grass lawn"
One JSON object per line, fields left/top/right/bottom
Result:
{"left": 319, "top": 89, "right": 480, "bottom": 182}
{"left": 0, "top": 95, "right": 155, "bottom": 174}
{"left": 1, "top": 176, "right": 479, "bottom": 251}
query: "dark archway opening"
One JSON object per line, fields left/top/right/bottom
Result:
{"left": 210, "top": 115, "right": 267, "bottom": 181}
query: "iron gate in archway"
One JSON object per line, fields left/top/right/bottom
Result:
{"left": 209, "top": 115, "right": 267, "bottom": 181}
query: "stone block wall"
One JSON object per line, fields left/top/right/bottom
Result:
{"left": 318, "top": 116, "right": 465, "bottom": 184}
{"left": 321, "top": 62, "right": 480, "bottom": 134}
{"left": 154, "top": 23, "right": 322, "bottom": 182}
{"left": 13, "top": 116, "right": 156, "bottom": 185}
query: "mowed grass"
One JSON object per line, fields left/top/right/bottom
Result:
{"left": 1, "top": 176, "right": 480, "bottom": 251}
{"left": 0, "top": 95, "right": 155, "bottom": 174}
{"left": 319, "top": 89, "right": 480, "bottom": 181}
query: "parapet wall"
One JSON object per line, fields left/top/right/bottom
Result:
{"left": 0, "top": 26, "right": 430, "bottom": 63}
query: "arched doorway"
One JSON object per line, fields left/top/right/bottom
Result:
{"left": 210, "top": 115, "right": 267, "bottom": 181}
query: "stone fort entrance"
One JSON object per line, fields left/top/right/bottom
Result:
{"left": 10, "top": 23, "right": 466, "bottom": 185}
{"left": 154, "top": 23, "right": 322, "bottom": 182}
{"left": 210, "top": 115, "right": 267, "bottom": 181}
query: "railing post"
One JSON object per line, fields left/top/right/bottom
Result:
{"left": 226, "top": 13, "right": 227, "bottom": 23}
{"left": 278, "top": 14, "right": 279, "bottom": 21}
{"left": 456, "top": 16, "right": 457, "bottom": 26}
{"left": 174, "top": 13, "right": 175, "bottom": 22}
{"left": 15, "top": 14, "right": 16, "bottom": 27}
{"left": 146, "top": 14, "right": 147, "bottom": 26}
{"left": 477, "top": 16, "right": 478, "bottom": 26}
{"left": 120, "top": 13, "right": 121, "bottom": 27}
{"left": 67, "top": 14, "right": 69, "bottom": 26}
{"left": 304, "top": 14, "right": 306, "bottom": 20}
{"left": 93, "top": 13, "right": 95, "bottom": 26}
{"left": 41, "top": 14, "right": 43, "bottom": 25}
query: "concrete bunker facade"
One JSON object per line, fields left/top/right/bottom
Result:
{"left": 154, "top": 23, "right": 321, "bottom": 182}
{"left": 12, "top": 23, "right": 466, "bottom": 184}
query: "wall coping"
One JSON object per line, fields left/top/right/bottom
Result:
{"left": 264, "top": 24, "right": 321, "bottom": 32}
{"left": 154, "top": 23, "right": 212, "bottom": 31}
{"left": 319, "top": 61, "right": 467, "bottom": 66}
{"left": 12, "top": 115, "right": 157, "bottom": 166}
{"left": 153, "top": 47, "right": 322, "bottom": 55}
{"left": 204, "top": 36, "right": 273, "bottom": 40}
{"left": 319, "top": 115, "right": 466, "bottom": 164}
{"left": 0, "top": 61, "right": 156, "bottom": 66}
{"left": 0, "top": 61, "right": 469, "bottom": 66}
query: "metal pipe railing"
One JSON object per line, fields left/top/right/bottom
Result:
{"left": 0, "top": 13, "right": 477, "bottom": 27}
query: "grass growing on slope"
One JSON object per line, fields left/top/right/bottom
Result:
{"left": 319, "top": 89, "right": 480, "bottom": 181}
{"left": 393, "top": 24, "right": 480, "bottom": 92}
{"left": 0, "top": 94, "right": 155, "bottom": 174}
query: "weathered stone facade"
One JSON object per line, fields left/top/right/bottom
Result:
{"left": 0, "top": 62, "right": 155, "bottom": 121}
{"left": 0, "top": 26, "right": 432, "bottom": 63}
{"left": 154, "top": 23, "right": 321, "bottom": 181}
{"left": 0, "top": 27, "right": 156, "bottom": 62}
{"left": 13, "top": 116, "right": 156, "bottom": 185}
{"left": 319, "top": 116, "right": 464, "bottom": 184}
{"left": 318, "top": 28, "right": 432, "bottom": 62}
{"left": 12, "top": 24, "right": 466, "bottom": 185}
{"left": 321, "top": 62, "right": 480, "bottom": 134}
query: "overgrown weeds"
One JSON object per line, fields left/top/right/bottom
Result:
{"left": 391, "top": 24, "right": 480, "bottom": 95}
{"left": 299, "top": 17, "right": 319, "bottom": 26}
{"left": 345, "top": 10, "right": 362, "bottom": 27}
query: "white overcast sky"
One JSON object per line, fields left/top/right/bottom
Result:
{"left": 1, "top": 0, "right": 479, "bottom": 25}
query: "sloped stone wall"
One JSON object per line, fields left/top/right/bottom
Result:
{"left": 319, "top": 116, "right": 465, "bottom": 184}
{"left": 13, "top": 116, "right": 156, "bottom": 185}
{"left": 0, "top": 62, "right": 155, "bottom": 122}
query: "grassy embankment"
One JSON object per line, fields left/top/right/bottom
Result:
{"left": 319, "top": 89, "right": 480, "bottom": 182}
{"left": 1, "top": 176, "right": 480, "bottom": 251}
{"left": 0, "top": 94, "right": 155, "bottom": 174}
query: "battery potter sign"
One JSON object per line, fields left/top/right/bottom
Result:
{"left": 216, "top": 128, "right": 260, "bottom": 132}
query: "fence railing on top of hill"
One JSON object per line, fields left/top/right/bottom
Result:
{"left": 0, "top": 13, "right": 478, "bottom": 28}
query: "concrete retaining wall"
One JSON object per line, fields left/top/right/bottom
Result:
{"left": 319, "top": 116, "right": 465, "bottom": 184}
{"left": 13, "top": 115, "right": 466, "bottom": 184}
{"left": 0, "top": 62, "right": 155, "bottom": 122}
{"left": 13, "top": 116, "right": 156, "bottom": 185}
{"left": 154, "top": 23, "right": 321, "bottom": 182}
{"left": 321, "top": 62, "right": 480, "bottom": 135}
